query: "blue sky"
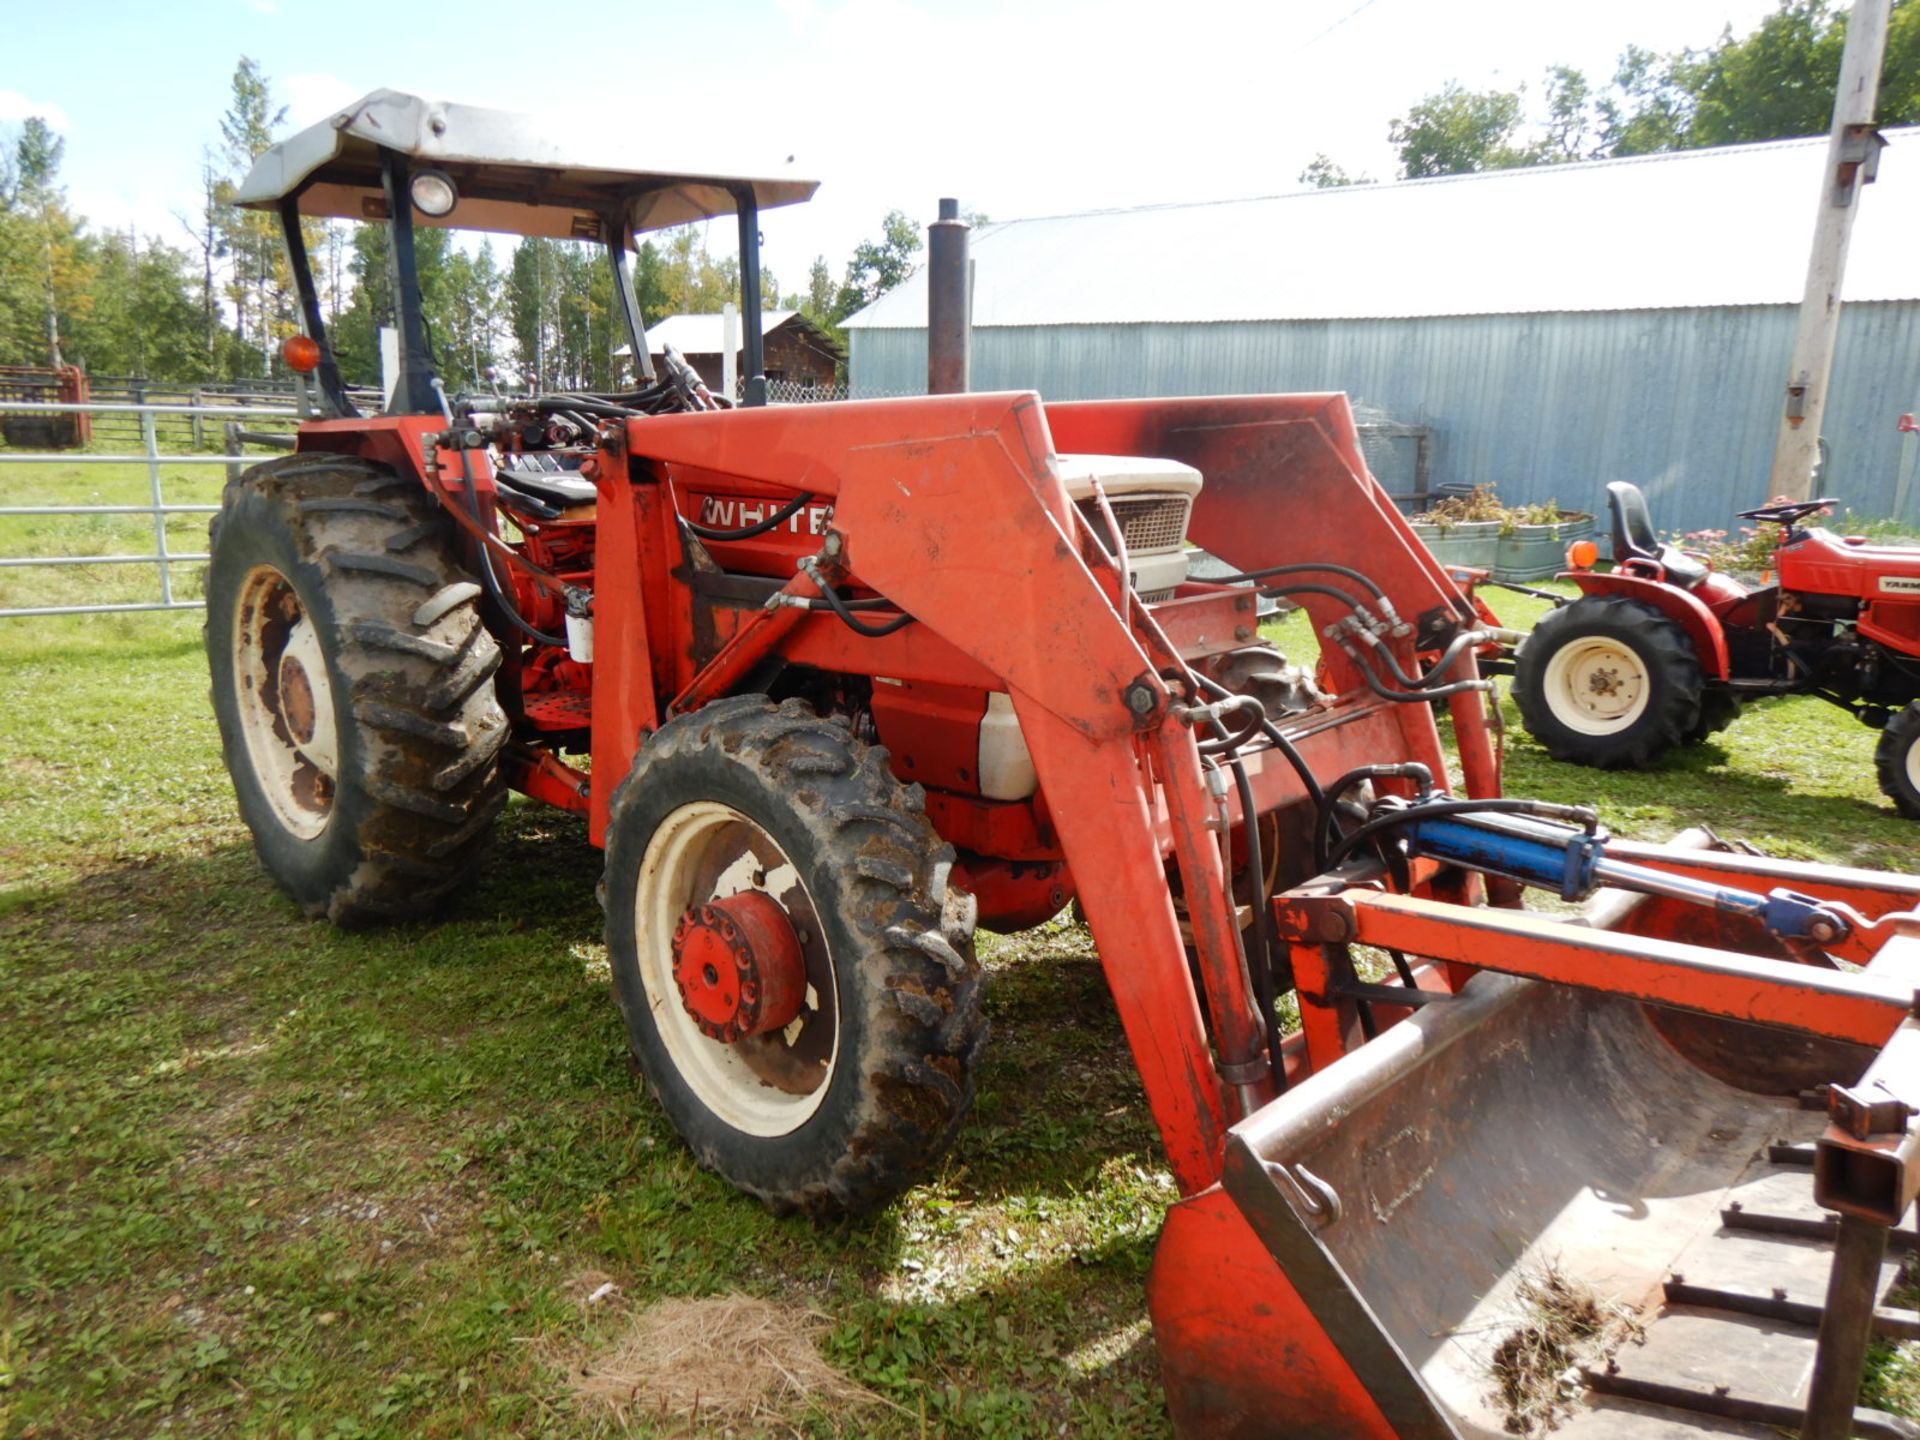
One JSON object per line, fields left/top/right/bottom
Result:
{"left": 5, "top": 0, "right": 1780, "bottom": 290}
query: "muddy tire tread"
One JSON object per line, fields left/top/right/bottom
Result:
{"left": 605, "top": 694, "right": 985, "bottom": 1218}
{"left": 205, "top": 453, "right": 507, "bottom": 924}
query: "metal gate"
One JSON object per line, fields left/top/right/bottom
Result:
{"left": 0, "top": 397, "right": 300, "bottom": 618}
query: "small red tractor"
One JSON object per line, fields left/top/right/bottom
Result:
{"left": 1512, "top": 480, "right": 1920, "bottom": 815}
{"left": 214, "top": 91, "right": 1920, "bottom": 1437}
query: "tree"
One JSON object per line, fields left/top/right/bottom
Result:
{"left": 1298, "top": 154, "right": 1372, "bottom": 188}
{"left": 176, "top": 150, "right": 230, "bottom": 370}
{"left": 1369, "top": 2, "right": 1919, "bottom": 180}
{"left": 214, "top": 57, "right": 292, "bottom": 377}
{"left": 1538, "top": 65, "right": 1606, "bottom": 161}
{"left": 13, "top": 117, "right": 76, "bottom": 366}
{"left": 441, "top": 241, "right": 509, "bottom": 387}
{"left": 831, "top": 210, "right": 921, "bottom": 323}
{"left": 1689, "top": 0, "right": 1849, "bottom": 145}
{"left": 1389, "top": 83, "right": 1533, "bottom": 177}
{"left": 66, "top": 229, "right": 205, "bottom": 379}
{"left": 800, "top": 255, "right": 835, "bottom": 329}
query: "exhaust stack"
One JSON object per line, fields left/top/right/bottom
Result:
{"left": 927, "top": 197, "right": 971, "bottom": 395}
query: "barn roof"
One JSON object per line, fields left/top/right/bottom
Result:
{"left": 846, "top": 129, "right": 1920, "bottom": 329}
{"left": 643, "top": 310, "right": 844, "bottom": 360}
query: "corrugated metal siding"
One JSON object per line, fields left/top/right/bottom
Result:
{"left": 848, "top": 304, "right": 1920, "bottom": 535}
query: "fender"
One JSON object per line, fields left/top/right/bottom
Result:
{"left": 1566, "top": 570, "right": 1731, "bottom": 681}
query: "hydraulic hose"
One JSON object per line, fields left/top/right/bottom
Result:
{"left": 1331, "top": 636, "right": 1492, "bottom": 704}
{"left": 792, "top": 558, "right": 916, "bottom": 638}
{"left": 1220, "top": 745, "right": 1288, "bottom": 1097}
{"left": 1256, "top": 581, "right": 1381, "bottom": 620}
{"left": 1313, "top": 763, "right": 1435, "bottom": 871}
{"left": 1219, "top": 560, "right": 1392, "bottom": 604}
{"left": 464, "top": 473, "right": 568, "bottom": 648}
{"left": 1190, "top": 672, "right": 1325, "bottom": 809}
{"left": 816, "top": 591, "right": 914, "bottom": 636}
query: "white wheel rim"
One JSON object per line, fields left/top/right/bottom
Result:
{"left": 233, "top": 565, "right": 338, "bottom": 839}
{"left": 1907, "top": 729, "right": 1920, "bottom": 795}
{"left": 1541, "top": 636, "right": 1652, "bottom": 735}
{"left": 634, "top": 801, "right": 838, "bottom": 1136}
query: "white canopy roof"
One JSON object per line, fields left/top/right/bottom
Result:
{"left": 234, "top": 89, "right": 818, "bottom": 246}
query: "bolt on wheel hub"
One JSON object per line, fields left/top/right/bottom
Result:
{"left": 671, "top": 890, "right": 808, "bottom": 1043}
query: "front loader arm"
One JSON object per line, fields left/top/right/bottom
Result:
{"left": 622, "top": 391, "right": 1254, "bottom": 1190}
{"left": 620, "top": 390, "right": 1509, "bottom": 1194}
{"left": 1048, "top": 394, "right": 1502, "bottom": 801}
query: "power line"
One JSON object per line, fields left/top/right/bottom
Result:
{"left": 1302, "top": 0, "right": 1385, "bottom": 49}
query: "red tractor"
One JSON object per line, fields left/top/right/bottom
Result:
{"left": 1514, "top": 480, "right": 1920, "bottom": 815}
{"left": 210, "top": 91, "right": 1920, "bottom": 1437}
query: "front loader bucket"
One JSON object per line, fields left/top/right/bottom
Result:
{"left": 1178, "top": 969, "right": 1908, "bottom": 1438}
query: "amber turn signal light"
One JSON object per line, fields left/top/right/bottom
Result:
{"left": 282, "top": 334, "right": 322, "bottom": 374}
{"left": 1566, "top": 539, "right": 1600, "bottom": 571}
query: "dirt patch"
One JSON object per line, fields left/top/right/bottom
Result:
{"left": 1489, "top": 1266, "right": 1640, "bottom": 1436}
{"left": 561, "top": 1293, "right": 889, "bottom": 1429}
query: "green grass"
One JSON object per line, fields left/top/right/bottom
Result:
{"left": 4, "top": 577, "right": 1919, "bottom": 1436}
{"left": 0, "top": 616, "right": 1171, "bottom": 1438}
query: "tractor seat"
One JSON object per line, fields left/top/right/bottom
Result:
{"left": 1606, "top": 481, "right": 1708, "bottom": 588}
{"left": 495, "top": 454, "right": 597, "bottom": 509}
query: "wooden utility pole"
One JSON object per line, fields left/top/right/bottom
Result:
{"left": 1768, "top": 0, "right": 1893, "bottom": 501}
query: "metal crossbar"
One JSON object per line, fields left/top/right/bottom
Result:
{"left": 0, "top": 394, "right": 300, "bottom": 618}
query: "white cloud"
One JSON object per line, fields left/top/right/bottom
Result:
{"left": 0, "top": 90, "right": 71, "bottom": 131}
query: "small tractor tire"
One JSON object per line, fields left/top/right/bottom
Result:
{"left": 205, "top": 454, "right": 509, "bottom": 924}
{"left": 1876, "top": 704, "right": 1920, "bottom": 820}
{"left": 603, "top": 695, "right": 984, "bottom": 1217}
{"left": 1514, "top": 595, "right": 1703, "bottom": 769}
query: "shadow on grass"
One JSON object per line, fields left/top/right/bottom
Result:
{"left": 5, "top": 812, "right": 1185, "bottom": 1436}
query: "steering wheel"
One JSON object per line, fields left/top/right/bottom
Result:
{"left": 1735, "top": 497, "right": 1839, "bottom": 527}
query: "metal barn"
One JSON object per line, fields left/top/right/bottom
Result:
{"left": 845, "top": 131, "right": 1920, "bottom": 535}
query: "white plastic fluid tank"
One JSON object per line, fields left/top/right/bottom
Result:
{"left": 977, "top": 692, "right": 1038, "bottom": 801}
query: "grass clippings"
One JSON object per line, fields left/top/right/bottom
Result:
{"left": 1489, "top": 1266, "right": 1640, "bottom": 1437}
{"left": 565, "top": 1294, "right": 888, "bottom": 1429}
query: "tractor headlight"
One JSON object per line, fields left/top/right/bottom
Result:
{"left": 409, "top": 169, "right": 458, "bottom": 218}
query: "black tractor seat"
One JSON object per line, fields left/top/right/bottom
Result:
{"left": 495, "top": 452, "right": 598, "bottom": 509}
{"left": 1607, "top": 481, "right": 1708, "bottom": 588}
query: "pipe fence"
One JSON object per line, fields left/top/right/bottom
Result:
{"left": 0, "top": 394, "right": 303, "bottom": 618}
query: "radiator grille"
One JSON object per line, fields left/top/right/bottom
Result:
{"left": 1077, "top": 492, "right": 1192, "bottom": 554}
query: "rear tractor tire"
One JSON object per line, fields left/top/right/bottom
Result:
{"left": 603, "top": 695, "right": 984, "bottom": 1217}
{"left": 1876, "top": 704, "right": 1920, "bottom": 821}
{"left": 1514, "top": 595, "right": 1703, "bottom": 769}
{"left": 205, "top": 454, "right": 509, "bottom": 924}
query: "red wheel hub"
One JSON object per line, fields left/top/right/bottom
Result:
{"left": 671, "top": 890, "right": 808, "bottom": 1043}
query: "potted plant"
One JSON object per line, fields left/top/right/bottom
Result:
{"left": 1409, "top": 486, "right": 1503, "bottom": 570}
{"left": 1493, "top": 500, "right": 1595, "bottom": 582}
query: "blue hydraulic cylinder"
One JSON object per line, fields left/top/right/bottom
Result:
{"left": 1403, "top": 808, "right": 1851, "bottom": 944}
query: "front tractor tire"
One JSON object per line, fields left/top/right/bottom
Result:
{"left": 1514, "top": 595, "right": 1704, "bottom": 769}
{"left": 604, "top": 695, "right": 984, "bottom": 1217}
{"left": 206, "top": 454, "right": 509, "bottom": 924}
{"left": 1877, "top": 704, "right": 1920, "bottom": 820}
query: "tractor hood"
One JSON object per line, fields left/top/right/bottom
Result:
{"left": 233, "top": 88, "right": 819, "bottom": 245}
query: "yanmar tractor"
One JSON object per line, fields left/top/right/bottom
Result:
{"left": 213, "top": 91, "right": 1920, "bottom": 1437}
{"left": 1514, "top": 480, "right": 1920, "bottom": 816}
